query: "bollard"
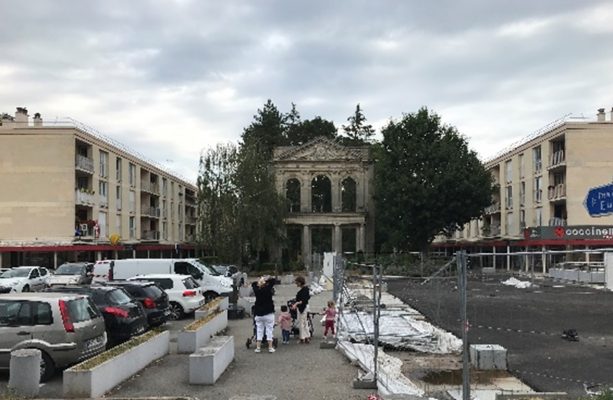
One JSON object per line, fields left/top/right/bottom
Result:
{"left": 9, "top": 349, "right": 41, "bottom": 398}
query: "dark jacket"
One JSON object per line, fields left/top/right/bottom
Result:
{"left": 252, "top": 279, "right": 276, "bottom": 316}
{"left": 296, "top": 286, "right": 310, "bottom": 313}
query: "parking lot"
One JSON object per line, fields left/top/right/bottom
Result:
{"left": 387, "top": 273, "right": 613, "bottom": 397}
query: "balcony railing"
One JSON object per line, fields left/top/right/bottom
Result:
{"left": 549, "top": 217, "right": 567, "bottom": 226}
{"left": 141, "top": 230, "right": 160, "bottom": 240}
{"left": 548, "top": 184, "right": 566, "bottom": 201}
{"left": 141, "top": 181, "right": 160, "bottom": 195}
{"left": 141, "top": 206, "right": 160, "bottom": 218}
{"left": 75, "top": 155, "right": 94, "bottom": 174}
{"left": 483, "top": 224, "right": 501, "bottom": 237}
{"left": 484, "top": 202, "right": 501, "bottom": 214}
{"left": 75, "top": 189, "right": 95, "bottom": 206}
{"left": 549, "top": 150, "right": 565, "bottom": 168}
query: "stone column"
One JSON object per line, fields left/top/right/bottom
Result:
{"left": 334, "top": 224, "right": 342, "bottom": 254}
{"left": 302, "top": 225, "right": 311, "bottom": 267}
{"left": 331, "top": 176, "right": 341, "bottom": 212}
{"left": 358, "top": 224, "right": 366, "bottom": 252}
{"left": 301, "top": 176, "right": 311, "bottom": 212}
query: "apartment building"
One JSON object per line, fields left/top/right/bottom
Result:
{"left": 436, "top": 108, "right": 613, "bottom": 270}
{"left": 0, "top": 107, "right": 198, "bottom": 268}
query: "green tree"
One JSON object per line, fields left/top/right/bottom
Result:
{"left": 375, "top": 107, "right": 494, "bottom": 252}
{"left": 241, "top": 99, "right": 287, "bottom": 157}
{"left": 286, "top": 116, "right": 337, "bottom": 146}
{"left": 342, "top": 103, "right": 375, "bottom": 145}
{"left": 196, "top": 143, "right": 240, "bottom": 261}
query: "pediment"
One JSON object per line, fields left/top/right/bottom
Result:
{"left": 274, "top": 137, "right": 364, "bottom": 162}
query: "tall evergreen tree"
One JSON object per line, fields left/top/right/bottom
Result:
{"left": 342, "top": 103, "right": 375, "bottom": 144}
{"left": 241, "top": 99, "right": 287, "bottom": 157}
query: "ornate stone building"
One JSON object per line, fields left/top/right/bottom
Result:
{"left": 272, "top": 137, "right": 375, "bottom": 265}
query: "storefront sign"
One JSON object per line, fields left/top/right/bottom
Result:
{"left": 525, "top": 225, "right": 613, "bottom": 240}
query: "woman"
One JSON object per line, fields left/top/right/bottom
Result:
{"left": 292, "top": 275, "right": 311, "bottom": 343}
{"left": 251, "top": 276, "right": 277, "bottom": 353}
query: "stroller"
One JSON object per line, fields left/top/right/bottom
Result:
{"left": 287, "top": 298, "right": 316, "bottom": 340}
{"left": 245, "top": 305, "right": 279, "bottom": 349}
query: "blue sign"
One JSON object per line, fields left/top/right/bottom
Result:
{"left": 584, "top": 183, "right": 613, "bottom": 217}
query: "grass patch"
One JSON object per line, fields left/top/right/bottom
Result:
{"left": 184, "top": 310, "right": 222, "bottom": 332}
{"left": 71, "top": 328, "right": 166, "bottom": 371}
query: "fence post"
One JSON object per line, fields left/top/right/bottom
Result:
{"left": 456, "top": 251, "right": 470, "bottom": 400}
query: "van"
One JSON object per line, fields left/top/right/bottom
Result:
{"left": 92, "top": 259, "right": 232, "bottom": 302}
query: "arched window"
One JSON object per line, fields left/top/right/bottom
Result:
{"left": 286, "top": 179, "right": 301, "bottom": 212}
{"left": 341, "top": 177, "right": 357, "bottom": 212}
{"left": 311, "top": 175, "right": 332, "bottom": 212}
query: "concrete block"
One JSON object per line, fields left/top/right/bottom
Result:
{"left": 194, "top": 297, "right": 230, "bottom": 320}
{"left": 178, "top": 310, "right": 228, "bottom": 354}
{"left": 470, "top": 344, "right": 507, "bottom": 370}
{"left": 579, "top": 270, "right": 590, "bottom": 283}
{"left": 564, "top": 269, "right": 579, "bottom": 282}
{"left": 63, "top": 330, "right": 169, "bottom": 398}
{"left": 591, "top": 271, "right": 605, "bottom": 283}
{"left": 189, "top": 335, "right": 234, "bottom": 385}
{"left": 9, "top": 348, "right": 41, "bottom": 397}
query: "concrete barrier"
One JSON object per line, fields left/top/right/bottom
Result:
{"left": 178, "top": 310, "right": 228, "bottom": 354}
{"left": 189, "top": 335, "right": 234, "bottom": 385}
{"left": 63, "top": 330, "right": 170, "bottom": 398}
{"left": 194, "top": 296, "right": 229, "bottom": 320}
{"left": 469, "top": 344, "right": 507, "bottom": 370}
{"left": 9, "top": 348, "right": 41, "bottom": 397}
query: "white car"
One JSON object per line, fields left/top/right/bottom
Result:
{"left": 127, "top": 274, "right": 205, "bottom": 320}
{"left": 0, "top": 266, "right": 50, "bottom": 292}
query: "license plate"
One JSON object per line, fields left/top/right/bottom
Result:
{"left": 135, "top": 325, "right": 145, "bottom": 334}
{"left": 85, "top": 336, "right": 103, "bottom": 350}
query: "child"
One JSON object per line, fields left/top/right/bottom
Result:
{"left": 323, "top": 300, "right": 337, "bottom": 340}
{"left": 278, "top": 305, "right": 292, "bottom": 344}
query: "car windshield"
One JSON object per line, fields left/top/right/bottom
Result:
{"left": 191, "top": 260, "right": 220, "bottom": 276}
{"left": 182, "top": 277, "right": 199, "bottom": 289}
{"left": 55, "top": 264, "right": 84, "bottom": 275}
{"left": 142, "top": 285, "right": 163, "bottom": 299}
{"left": 0, "top": 269, "right": 30, "bottom": 278}
{"left": 106, "top": 289, "right": 132, "bottom": 305}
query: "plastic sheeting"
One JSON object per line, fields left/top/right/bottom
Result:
{"left": 501, "top": 277, "right": 533, "bottom": 289}
{"left": 337, "top": 340, "right": 425, "bottom": 398}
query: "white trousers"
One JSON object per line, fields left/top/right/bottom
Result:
{"left": 255, "top": 313, "right": 275, "bottom": 342}
{"left": 297, "top": 308, "right": 310, "bottom": 340}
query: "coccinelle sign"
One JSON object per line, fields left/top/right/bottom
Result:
{"left": 525, "top": 225, "right": 613, "bottom": 240}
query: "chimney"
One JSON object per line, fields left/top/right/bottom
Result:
{"left": 33, "top": 112, "right": 43, "bottom": 127}
{"left": 597, "top": 108, "right": 606, "bottom": 122}
{"left": 15, "top": 107, "right": 28, "bottom": 126}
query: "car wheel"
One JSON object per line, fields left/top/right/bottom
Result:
{"left": 168, "top": 302, "right": 184, "bottom": 320}
{"left": 204, "top": 291, "right": 218, "bottom": 303}
{"left": 39, "top": 351, "right": 55, "bottom": 382}
{"left": 22, "top": 285, "right": 30, "bottom": 292}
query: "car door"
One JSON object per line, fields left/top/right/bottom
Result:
{"left": 0, "top": 300, "right": 35, "bottom": 367}
{"left": 28, "top": 269, "right": 42, "bottom": 291}
{"left": 38, "top": 268, "right": 50, "bottom": 288}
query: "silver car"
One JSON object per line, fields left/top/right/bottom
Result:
{"left": 0, "top": 292, "right": 107, "bottom": 381}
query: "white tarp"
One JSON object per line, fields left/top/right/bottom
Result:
{"left": 501, "top": 277, "right": 533, "bottom": 289}
{"left": 336, "top": 340, "right": 425, "bottom": 397}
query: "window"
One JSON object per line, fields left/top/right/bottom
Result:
{"left": 116, "top": 214, "right": 122, "bottom": 236}
{"left": 519, "top": 154, "right": 525, "bottom": 178}
{"left": 341, "top": 177, "right": 357, "bottom": 212}
{"left": 162, "top": 178, "right": 167, "bottom": 196}
{"left": 506, "top": 212, "right": 513, "bottom": 234}
{"left": 505, "top": 186, "right": 513, "bottom": 209}
{"left": 30, "top": 269, "right": 39, "bottom": 279}
{"left": 67, "top": 298, "right": 99, "bottom": 322}
{"left": 116, "top": 158, "right": 122, "bottom": 181}
{"left": 129, "top": 217, "right": 135, "bottom": 239}
{"left": 162, "top": 221, "right": 167, "bottom": 239}
{"left": 534, "top": 176, "right": 542, "bottom": 203}
{"left": 505, "top": 160, "right": 513, "bottom": 183}
{"left": 520, "top": 182, "right": 526, "bottom": 206}
{"left": 0, "top": 301, "right": 52, "bottom": 326}
{"left": 533, "top": 146, "right": 542, "bottom": 173}
{"left": 99, "top": 181, "right": 108, "bottom": 207}
{"left": 520, "top": 210, "right": 526, "bottom": 229}
{"left": 99, "top": 151, "right": 108, "bottom": 178}
{"left": 129, "top": 163, "right": 136, "bottom": 187}
{"left": 286, "top": 179, "right": 301, "bottom": 212}
{"left": 535, "top": 208, "right": 543, "bottom": 226}
{"left": 116, "top": 185, "right": 121, "bottom": 210}
{"left": 311, "top": 175, "right": 332, "bottom": 212}
{"left": 129, "top": 190, "right": 135, "bottom": 213}
{"left": 98, "top": 211, "right": 107, "bottom": 238}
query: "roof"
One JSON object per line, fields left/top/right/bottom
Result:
{"left": 0, "top": 292, "right": 86, "bottom": 300}
{"left": 272, "top": 136, "right": 369, "bottom": 162}
{"left": 128, "top": 274, "right": 192, "bottom": 280}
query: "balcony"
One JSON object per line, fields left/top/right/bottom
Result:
{"left": 75, "top": 189, "right": 95, "bottom": 206}
{"left": 75, "top": 155, "right": 94, "bottom": 174}
{"left": 141, "top": 181, "right": 160, "bottom": 195}
{"left": 482, "top": 224, "right": 501, "bottom": 237}
{"left": 141, "top": 206, "right": 160, "bottom": 218}
{"left": 548, "top": 150, "right": 565, "bottom": 170}
{"left": 548, "top": 184, "right": 566, "bottom": 201}
{"left": 484, "top": 202, "right": 501, "bottom": 214}
{"left": 549, "top": 217, "right": 567, "bottom": 226}
{"left": 141, "top": 230, "right": 160, "bottom": 240}
{"left": 99, "top": 195, "right": 108, "bottom": 208}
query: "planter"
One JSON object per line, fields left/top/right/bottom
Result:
{"left": 178, "top": 310, "right": 228, "bottom": 354}
{"left": 194, "top": 296, "right": 229, "bottom": 320}
{"left": 189, "top": 335, "right": 235, "bottom": 385}
{"left": 63, "top": 330, "right": 170, "bottom": 398}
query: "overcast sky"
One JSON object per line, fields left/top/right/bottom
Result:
{"left": 2, "top": 0, "right": 613, "bottom": 182}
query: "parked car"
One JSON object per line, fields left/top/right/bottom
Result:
{"left": 47, "top": 262, "right": 94, "bottom": 286}
{"left": 0, "top": 266, "right": 50, "bottom": 292}
{"left": 127, "top": 274, "right": 205, "bottom": 320}
{"left": 44, "top": 286, "right": 148, "bottom": 345}
{"left": 103, "top": 281, "right": 170, "bottom": 327}
{"left": 0, "top": 292, "right": 107, "bottom": 381}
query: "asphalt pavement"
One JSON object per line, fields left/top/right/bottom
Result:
{"left": 387, "top": 272, "right": 613, "bottom": 398}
